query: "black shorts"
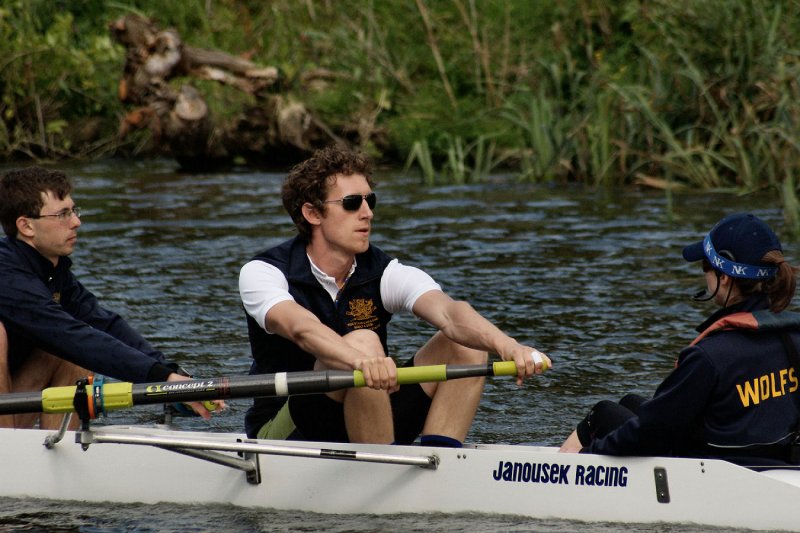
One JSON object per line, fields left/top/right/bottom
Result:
{"left": 287, "top": 357, "right": 432, "bottom": 444}
{"left": 3, "top": 324, "right": 35, "bottom": 375}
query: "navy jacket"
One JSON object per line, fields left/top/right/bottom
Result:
{"left": 0, "top": 236, "right": 174, "bottom": 383}
{"left": 244, "top": 236, "right": 393, "bottom": 437}
{"left": 587, "top": 295, "right": 800, "bottom": 460}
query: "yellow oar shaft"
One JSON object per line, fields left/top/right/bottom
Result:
{"left": 42, "top": 382, "right": 133, "bottom": 415}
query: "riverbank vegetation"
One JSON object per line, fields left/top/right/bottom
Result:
{"left": 1, "top": 1, "right": 798, "bottom": 223}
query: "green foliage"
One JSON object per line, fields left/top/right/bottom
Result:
{"left": 1, "top": 0, "right": 800, "bottom": 226}
{"left": 0, "top": 2, "right": 123, "bottom": 158}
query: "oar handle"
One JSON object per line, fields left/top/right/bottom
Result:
{"left": 353, "top": 360, "right": 542, "bottom": 386}
{"left": 353, "top": 360, "right": 519, "bottom": 387}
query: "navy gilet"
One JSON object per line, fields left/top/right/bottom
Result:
{"left": 243, "top": 237, "right": 393, "bottom": 437}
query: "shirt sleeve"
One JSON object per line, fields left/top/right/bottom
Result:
{"left": 586, "top": 347, "right": 717, "bottom": 456}
{"left": 380, "top": 259, "right": 441, "bottom": 314}
{"left": 239, "top": 260, "right": 294, "bottom": 332}
{"left": 0, "top": 264, "right": 170, "bottom": 383}
{"left": 62, "top": 274, "right": 166, "bottom": 362}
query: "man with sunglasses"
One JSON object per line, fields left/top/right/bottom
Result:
{"left": 240, "top": 145, "right": 550, "bottom": 446}
{"left": 0, "top": 166, "right": 219, "bottom": 429}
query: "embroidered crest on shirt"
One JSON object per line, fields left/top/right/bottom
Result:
{"left": 345, "top": 298, "right": 379, "bottom": 330}
{"left": 52, "top": 292, "right": 61, "bottom": 303}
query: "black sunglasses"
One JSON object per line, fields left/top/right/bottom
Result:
{"left": 324, "top": 192, "right": 377, "bottom": 212}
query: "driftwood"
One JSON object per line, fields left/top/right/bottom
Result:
{"left": 108, "top": 14, "right": 337, "bottom": 168}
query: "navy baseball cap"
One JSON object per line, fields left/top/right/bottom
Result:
{"left": 682, "top": 213, "right": 781, "bottom": 279}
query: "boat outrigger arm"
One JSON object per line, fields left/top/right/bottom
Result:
{"left": 20, "top": 362, "right": 526, "bottom": 485}
{"left": 45, "top": 413, "right": 439, "bottom": 486}
{"left": 46, "top": 416, "right": 439, "bottom": 485}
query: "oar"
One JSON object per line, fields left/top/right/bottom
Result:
{"left": 0, "top": 360, "right": 529, "bottom": 417}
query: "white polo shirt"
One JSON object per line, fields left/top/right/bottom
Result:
{"left": 239, "top": 257, "right": 441, "bottom": 333}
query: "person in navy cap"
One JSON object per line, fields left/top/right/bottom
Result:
{"left": 560, "top": 213, "right": 800, "bottom": 465}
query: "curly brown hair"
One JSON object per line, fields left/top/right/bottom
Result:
{"left": 0, "top": 167, "right": 72, "bottom": 237}
{"left": 281, "top": 145, "right": 375, "bottom": 241}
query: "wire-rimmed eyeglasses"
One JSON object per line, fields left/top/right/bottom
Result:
{"left": 27, "top": 207, "right": 82, "bottom": 222}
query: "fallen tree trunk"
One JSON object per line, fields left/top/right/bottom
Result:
{"left": 108, "top": 14, "right": 334, "bottom": 168}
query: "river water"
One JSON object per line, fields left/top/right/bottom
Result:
{"left": 0, "top": 159, "right": 783, "bottom": 532}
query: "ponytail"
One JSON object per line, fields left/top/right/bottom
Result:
{"left": 737, "top": 250, "right": 798, "bottom": 312}
{"left": 765, "top": 250, "right": 798, "bottom": 312}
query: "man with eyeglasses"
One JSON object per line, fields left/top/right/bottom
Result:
{"left": 0, "top": 166, "right": 220, "bottom": 428}
{"left": 239, "top": 145, "right": 551, "bottom": 446}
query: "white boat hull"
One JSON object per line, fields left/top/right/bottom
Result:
{"left": 2, "top": 425, "right": 799, "bottom": 530}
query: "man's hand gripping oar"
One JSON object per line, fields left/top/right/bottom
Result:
{"left": 494, "top": 341, "right": 551, "bottom": 386}
{"left": 167, "top": 372, "right": 225, "bottom": 419}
